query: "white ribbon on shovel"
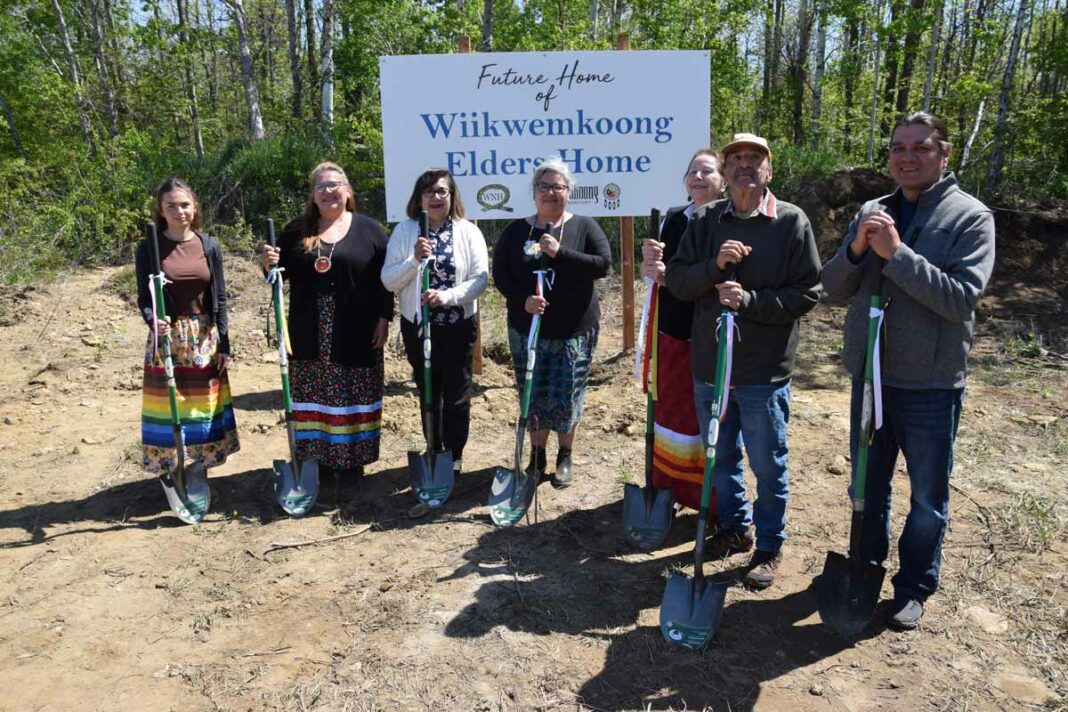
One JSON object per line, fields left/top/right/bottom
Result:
{"left": 715, "top": 310, "right": 742, "bottom": 420}
{"left": 634, "top": 277, "right": 655, "bottom": 382}
{"left": 148, "top": 271, "right": 172, "bottom": 359}
{"left": 869, "top": 304, "right": 885, "bottom": 431}
{"left": 266, "top": 266, "right": 288, "bottom": 364}
{"left": 528, "top": 269, "right": 555, "bottom": 353}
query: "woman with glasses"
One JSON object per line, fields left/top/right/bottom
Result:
{"left": 640, "top": 149, "right": 726, "bottom": 511}
{"left": 260, "top": 161, "right": 394, "bottom": 482}
{"left": 383, "top": 169, "right": 488, "bottom": 475}
{"left": 491, "top": 156, "right": 612, "bottom": 489}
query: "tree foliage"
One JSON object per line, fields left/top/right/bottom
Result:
{"left": 0, "top": 0, "right": 1064, "bottom": 282}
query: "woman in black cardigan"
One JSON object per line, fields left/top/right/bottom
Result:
{"left": 261, "top": 162, "right": 394, "bottom": 479}
{"left": 135, "top": 176, "right": 240, "bottom": 494}
{"left": 491, "top": 157, "right": 611, "bottom": 489}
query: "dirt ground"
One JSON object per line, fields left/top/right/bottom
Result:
{"left": 0, "top": 256, "right": 1064, "bottom": 712}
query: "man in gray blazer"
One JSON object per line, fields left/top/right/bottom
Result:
{"left": 821, "top": 112, "right": 996, "bottom": 630}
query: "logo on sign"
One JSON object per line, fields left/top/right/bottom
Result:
{"left": 569, "top": 185, "right": 600, "bottom": 205}
{"left": 477, "top": 183, "right": 514, "bottom": 213}
{"left": 603, "top": 183, "right": 621, "bottom": 210}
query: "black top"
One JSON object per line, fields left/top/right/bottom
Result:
{"left": 278, "top": 213, "right": 395, "bottom": 368}
{"left": 135, "top": 231, "right": 230, "bottom": 354}
{"left": 492, "top": 214, "right": 611, "bottom": 340}
{"left": 656, "top": 204, "right": 695, "bottom": 340}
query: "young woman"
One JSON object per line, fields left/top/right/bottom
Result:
{"left": 135, "top": 177, "right": 240, "bottom": 507}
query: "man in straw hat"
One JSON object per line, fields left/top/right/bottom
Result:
{"left": 666, "top": 133, "right": 822, "bottom": 590}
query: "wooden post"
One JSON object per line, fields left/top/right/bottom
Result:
{"left": 458, "top": 35, "right": 483, "bottom": 374}
{"left": 617, "top": 33, "right": 635, "bottom": 351}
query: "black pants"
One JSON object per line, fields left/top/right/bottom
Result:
{"left": 400, "top": 316, "right": 476, "bottom": 460}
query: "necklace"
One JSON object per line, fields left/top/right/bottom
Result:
{"left": 314, "top": 239, "right": 338, "bottom": 274}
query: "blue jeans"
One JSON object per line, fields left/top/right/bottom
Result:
{"left": 694, "top": 379, "right": 791, "bottom": 553}
{"left": 849, "top": 379, "right": 963, "bottom": 602}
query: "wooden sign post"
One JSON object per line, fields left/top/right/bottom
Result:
{"left": 617, "top": 33, "right": 635, "bottom": 352}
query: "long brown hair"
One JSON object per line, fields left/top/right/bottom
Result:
{"left": 300, "top": 161, "right": 356, "bottom": 252}
{"left": 153, "top": 176, "right": 203, "bottom": 234}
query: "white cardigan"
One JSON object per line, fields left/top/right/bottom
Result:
{"left": 382, "top": 217, "right": 489, "bottom": 323}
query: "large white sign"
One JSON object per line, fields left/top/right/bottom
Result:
{"left": 379, "top": 50, "right": 711, "bottom": 222}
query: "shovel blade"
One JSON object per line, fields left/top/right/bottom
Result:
{"left": 622, "top": 483, "right": 675, "bottom": 551}
{"left": 408, "top": 449, "right": 455, "bottom": 508}
{"left": 488, "top": 467, "right": 536, "bottom": 527}
{"left": 659, "top": 571, "right": 728, "bottom": 650}
{"left": 159, "top": 464, "right": 210, "bottom": 524}
{"left": 817, "top": 550, "right": 886, "bottom": 638}
{"left": 274, "top": 458, "right": 319, "bottom": 517}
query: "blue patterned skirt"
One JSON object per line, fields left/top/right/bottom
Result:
{"left": 507, "top": 325, "right": 599, "bottom": 434}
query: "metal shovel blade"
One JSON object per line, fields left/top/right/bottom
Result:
{"left": 622, "top": 482, "right": 675, "bottom": 551}
{"left": 488, "top": 466, "right": 536, "bottom": 527}
{"left": 817, "top": 550, "right": 886, "bottom": 638}
{"left": 408, "top": 449, "right": 455, "bottom": 509}
{"left": 659, "top": 571, "right": 728, "bottom": 650}
{"left": 273, "top": 458, "right": 319, "bottom": 517}
{"left": 159, "top": 463, "right": 210, "bottom": 524}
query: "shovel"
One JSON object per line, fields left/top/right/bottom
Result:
{"left": 489, "top": 228, "right": 552, "bottom": 527}
{"left": 623, "top": 208, "right": 674, "bottom": 550}
{"left": 265, "top": 218, "right": 319, "bottom": 517}
{"left": 659, "top": 267, "right": 739, "bottom": 649}
{"left": 818, "top": 271, "right": 888, "bottom": 636}
{"left": 146, "top": 223, "right": 211, "bottom": 524}
{"left": 409, "top": 210, "right": 455, "bottom": 508}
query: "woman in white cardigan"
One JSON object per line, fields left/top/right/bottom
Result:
{"left": 383, "top": 169, "right": 488, "bottom": 474}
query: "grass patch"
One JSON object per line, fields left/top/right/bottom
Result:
{"left": 104, "top": 265, "right": 138, "bottom": 305}
{"left": 997, "top": 492, "right": 1064, "bottom": 554}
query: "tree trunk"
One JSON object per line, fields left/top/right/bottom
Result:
{"left": 320, "top": 0, "right": 335, "bottom": 145}
{"left": 0, "top": 91, "right": 28, "bottom": 159}
{"left": 923, "top": 0, "right": 943, "bottom": 110}
{"left": 868, "top": 18, "right": 883, "bottom": 165}
{"left": 810, "top": 3, "right": 826, "bottom": 150}
{"left": 89, "top": 0, "right": 118, "bottom": 137}
{"left": 960, "top": 97, "right": 984, "bottom": 169}
{"left": 895, "top": 0, "right": 928, "bottom": 112}
{"left": 49, "top": 0, "right": 94, "bottom": 153}
{"left": 175, "top": 0, "right": 204, "bottom": 158}
{"left": 843, "top": 12, "right": 860, "bottom": 154}
{"left": 482, "top": 0, "right": 493, "bottom": 51}
{"left": 589, "top": 0, "right": 598, "bottom": 39}
{"left": 985, "top": 0, "right": 1030, "bottom": 194}
{"left": 881, "top": 0, "right": 903, "bottom": 132}
{"left": 226, "top": 0, "right": 266, "bottom": 140}
{"left": 286, "top": 0, "right": 303, "bottom": 119}
{"left": 304, "top": 0, "right": 319, "bottom": 119}
{"left": 760, "top": 0, "right": 775, "bottom": 133}
{"left": 792, "top": 0, "right": 812, "bottom": 144}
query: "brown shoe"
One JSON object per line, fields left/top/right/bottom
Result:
{"left": 743, "top": 549, "right": 782, "bottom": 590}
{"left": 706, "top": 528, "right": 755, "bottom": 559}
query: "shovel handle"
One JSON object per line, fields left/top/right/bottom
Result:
{"left": 266, "top": 217, "right": 276, "bottom": 247}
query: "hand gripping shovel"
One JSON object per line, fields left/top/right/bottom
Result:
{"left": 623, "top": 208, "right": 674, "bottom": 550}
{"left": 408, "top": 210, "right": 455, "bottom": 508}
{"left": 659, "top": 267, "right": 739, "bottom": 649}
{"left": 818, "top": 268, "right": 888, "bottom": 636}
{"left": 146, "top": 223, "right": 211, "bottom": 524}
{"left": 266, "top": 218, "right": 319, "bottom": 517}
{"left": 489, "top": 227, "right": 553, "bottom": 527}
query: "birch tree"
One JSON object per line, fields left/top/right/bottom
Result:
{"left": 985, "top": 0, "right": 1031, "bottom": 193}
{"left": 49, "top": 0, "right": 94, "bottom": 152}
{"left": 320, "top": 0, "right": 335, "bottom": 144}
{"left": 286, "top": 0, "right": 303, "bottom": 119}
{"left": 225, "top": 0, "right": 266, "bottom": 140}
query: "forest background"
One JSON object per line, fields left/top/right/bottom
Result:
{"left": 0, "top": 0, "right": 1065, "bottom": 284}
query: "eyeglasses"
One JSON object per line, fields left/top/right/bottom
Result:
{"left": 314, "top": 181, "right": 348, "bottom": 193}
{"left": 725, "top": 151, "right": 767, "bottom": 166}
{"left": 422, "top": 187, "right": 451, "bottom": 198}
{"left": 536, "top": 183, "right": 569, "bottom": 195}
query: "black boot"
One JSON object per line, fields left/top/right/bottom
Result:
{"left": 552, "top": 447, "right": 573, "bottom": 489}
{"left": 526, "top": 445, "right": 547, "bottom": 479}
